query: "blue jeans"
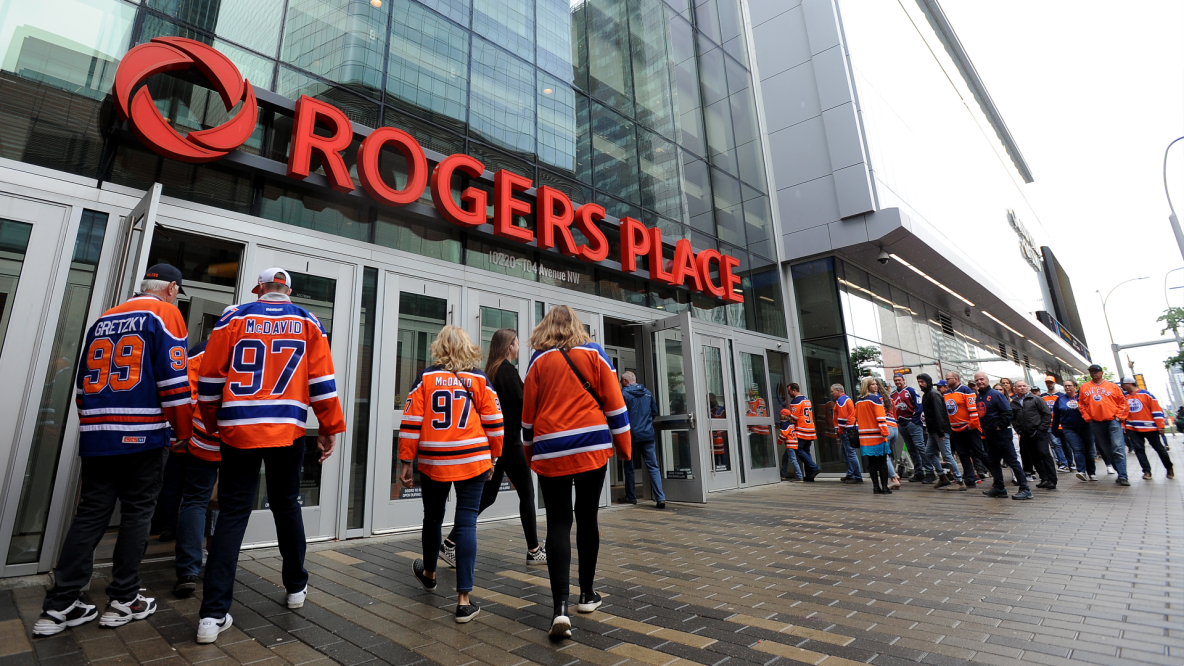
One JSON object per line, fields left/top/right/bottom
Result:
{"left": 898, "top": 421, "right": 925, "bottom": 473}
{"left": 886, "top": 427, "right": 901, "bottom": 477}
{"left": 839, "top": 432, "right": 862, "bottom": 479}
{"left": 780, "top": 445, "right": 803, "bottom": 478}
{"left": 175, "top": 456, "right": 219, "bottom": 578}
{"left": 926, "top": 432, "right": 961, "bottom": 481}
{"left": 200, "top": 440, "right": 308, "bottom": 619}
{"left": 1049, "top": 432, "right": 1069, "bottom": 467}
{"left": 421, "top": 472, "right": 485, "bottom": 593}
{"left": 624, "top": 440, "right": 665, "bottom": 502}
{"left": 1090, "top": 419, "right": 1128, "bottom": 480}
{"left": 1062, "top": 428, "right": 1095, "bottom": 476}
{"left": 796, "top": 440, "right": 821, "bottom": 478}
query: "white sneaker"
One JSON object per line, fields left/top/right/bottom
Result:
{"left": 99, "top": 594, "right": 156, "bottom": 627}
{"left": 1088, "top": 474, "right": 1098, "bottom": 481}
{"left": 33, "top": 600, "right": 97, "bottom": 636}
{"left": 1106, "top": 466, "right": 1116, "bottom": 475}
{"left": 287, "top": 586, "right": 308, "bottom": 609}
{"left": 196, "top": 614, "right": 233, "bottom": 644}
{"left": 1075, "top": 471, "right": 1088, "bottom": 481}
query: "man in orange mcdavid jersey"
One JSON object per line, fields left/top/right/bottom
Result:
{"left": 780, "top": 383, "right": 820, "bottom": 481}
{"left": 1120, "top": 378, "right": 1174, "bottom": 479}
{"left": 830, "top": 384, "right": 863, "bottom": 482}
{"left": 195, "top": 268, "right": 346, "bottom": 644}
{"left": 1078, "top": 364, "right": 1130, "bottom": 485}
{"left": 172, "top": 340, "right": 221, "bottom": 598}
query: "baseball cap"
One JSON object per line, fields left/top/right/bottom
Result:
{"left": 143, "top": 263, "right": 185, "bottom": 295}
{"left": 252, "top": 267, "right": 292, "bottom": 295}
{"left": 936, "top": 379, "right": 948, "bottom": 386}
{"left": 1044, "top": 375, "right": 1056, "bottom": 383}
{"left": 1087, "top": 364, "right": 1103, "bottom": 373}
{"left": 1120, "top": 377, "right": 1136, "bottom": 385}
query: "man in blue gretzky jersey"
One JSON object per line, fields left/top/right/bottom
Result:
{"left": 34, "top": 265, "right": 192, "bottom": 637}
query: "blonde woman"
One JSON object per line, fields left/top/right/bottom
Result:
{"left": 875, "top": 378, "right": 902, "bottom": 489}
{"left": 523, "top": 306, "right": 631, "bottom": 639}
{"left": 855, "top": 376, "right": 891, "bottom": 494}
{"left": 398, "top": 326, "right": 504, "bottom": 623}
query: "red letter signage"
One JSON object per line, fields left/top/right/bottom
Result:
{"left": 574, "top": 204, "right": 609, "bottom": 262}
{"left": 721, "top": 254, "right": 744, "bottom": 303}
{"left": 670, "top": 239, "right": 703, "bottom": 292}
{"left": 696, "top": 249, "right": 726, "bottom": 298}
{"left": 431, "top": 154, "right": 488, "bottom": 228}
{"left": 620, "top": 217, "right": 650, "bottom": 273}
{"left": 493, "top": 170, "right": 535, "bottom": 243}
{"left": 288, "top": 96, "right": 355, "bottom": 193}
{"left": 536, "top": 186, "right": 579, "bottom": 255}
{"left": 356, "top": 127, "right": 428, "bottom": 206}
{"left": 647, "top": 227, "right": 676, "bottom": 285}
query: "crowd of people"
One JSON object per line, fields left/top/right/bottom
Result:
{"left": 777, "top": 366, "right": 1175, "bottom": 496}
{"left": 28, "top": 260, "right": 1176, "bottom": 646}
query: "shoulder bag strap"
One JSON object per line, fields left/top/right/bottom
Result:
{"left": 558, "top": 347, "right": 605, "bottom": 411}
{"left": 449, "top": 370, "right": 477, "bottom": 418}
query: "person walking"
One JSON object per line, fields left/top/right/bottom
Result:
{"left": 400, "top": 325, "right": 505, "bottom": 623}
{"left": 195, "top": 268, "right": 345, "bottom": 644}
{"left": 1079, "top": 364, "right": 1131, "bottom": 486}
{"left": 916, "top": 374, "right": 958, "bottom": 488}
{"left": 1010, "top": 381, "right": 1057, "bottom": 490}
{"left": 522, "top": 306, "right": 631, "bottom": 640}
{"left": 33, "top": 265, "right": 192, "bottom": 636}
{"left": 973, "top": 372, "right": 1031, "bottom": 499}
{"left": 1053, "top": 380, "right": 1096, "bottom": 481}
{"left": 438, "top": 329, "right": 545, "bottom": 567}
{"left": 173, "top": 340, "right": 222, "bottom": 597}
{"left": 854, "top": 377, "right": 892, "bottom": 494}
{"left": 1043, "top": 376, "right": 1072, "bottom": 472}
{"left": 876, "top": 378, "right": 903, "bottom": 489}
{"left": 1120, "top": 378, "right": 1174, "bottom": 479}
{"left": 781, "top": 383, "right": 820, "bottom": 481}
{"left": 943, "top": 372, "right": 982, "bottom": 489}
{"left": 620, "top": 371, "right": 665, "bottom": 508}
{"left": 890, "top": 374, "right": 927, "bottom": 482}
{"left": 830, "top": 384, "right": 863, "bottom": 483}
{"left": 778, "top": 408, "right": 804, "bottom": 481}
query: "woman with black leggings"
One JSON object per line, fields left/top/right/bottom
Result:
{"left": 522, "top": 306, "right": 631, "bottom": 640}
{"left": 439, "top": 328, "right": 545, "bottom": 566}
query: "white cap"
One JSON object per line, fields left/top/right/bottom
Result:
{"left": 1120, "top": 377, "right": 1136, "bottom": 385}
{"left": 252, "top": 267, "right": 292, "bottom": 294}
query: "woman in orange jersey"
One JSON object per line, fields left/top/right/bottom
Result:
{"left": 522, "top": 306, "right": 631, "bottom": 640}
{"left": 855, "top": 377, "right": 893, "bottom": 494}
{"left": 398, "top": 326, "right": 504, "bottom": 624}
{"left": 876, "top": 378, "right": 902, "bottom": 490}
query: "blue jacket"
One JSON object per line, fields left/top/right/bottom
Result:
{"left": 622, "top": 382, "right": 657, "bottom": 442}
{"left": 1052, "top": 394, "right": 1089, "bottom": 432}
{"left": 976, "top": 387, "right": 1013, "bottom": 432}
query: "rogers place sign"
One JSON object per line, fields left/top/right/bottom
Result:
{"left": 115, "top": 37, "right": 744, "bottom": 304}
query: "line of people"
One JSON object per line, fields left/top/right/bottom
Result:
{"left": 34, "top": 262, "right": 631, "bottom": 645}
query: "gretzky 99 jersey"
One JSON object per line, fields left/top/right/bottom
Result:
{"left": 198, "top": 294, "right": 345, "bottom": 448}
{"left": 186, "top": 341, "right": 220, "bottom": 462}
{"left": 398, "top": 367, "right": 505, "bottom": 482}
{"left": 74, "top": 295, "right": 192, "bottom": 456}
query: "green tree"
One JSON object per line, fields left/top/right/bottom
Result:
{"left": 1075, "top": 367, "right": 1116, "bottom": 386}
{"left": 849, "top": 345, "right": 882, "bottom": 379}
{"left": 1160, "top": 307, "right": 1184, "bottom": 370}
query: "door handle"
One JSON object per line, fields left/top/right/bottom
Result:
{"left": 688, "top": 412, "right": 696, "bottom": 430}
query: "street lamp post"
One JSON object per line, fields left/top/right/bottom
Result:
{"left": 1165, "top": 137, "right": 1184, "bottom": 263}
{"left": 1098, "top": 276, "right": 1150, "bottom": 378}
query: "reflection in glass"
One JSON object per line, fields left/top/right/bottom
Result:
{"left": 663, "top": 430, "right": 694, "bottom": 479}
{"left": 703, "top": 345, "right": 727, "bottom": 419}
{"left": 419, "top": 0, "right": 473, "bottom": 27}
{"left": 538, "top": 73, "right": 578, "bottom": 172}
{"left": 282, "top": 0, "right": 388, "bottom": 97}
{"left": 474, "top": 0, "right": 534, "bottom": 63}
{"left": 376, "top": 213, "right": 462, "bottom": 264}
{"left": 7, "top": 211, "right": 108, "bottom": 565}
{"left": 710, "top": 430, "right": 730, "bottom": 471}
{"left": 147, "top": 0, "right": 286, "bottom": 57}
{"left": 386, "top": 0, "right": 469, "bottom": 128}
{"left": 653, "top": 330, "right": 685, "bottom": 415}
{"left": 470, "top": 37, "right": 535, "bottom": 155}
{"left": 667, "top": 11, "right": 706, "bottom": 156}
{"left": 638, "top": 127, "right": 682, "bottom": 222}
{"left": 395, "top": 292, "right": 449, "bottom": 407}
{"left": 716, "top": 0, "right": 746, "bottom": 65}
{"left": 692, "top": 0, "right": 721, "bottom": 44}
{"left": 742, "top": 185, "right": 773, "bottom": 259}
{"left": 750, "top": 257, "right": 787, "bottom": 338}
{"left": 587, "top": 0, "right": 634, "bottom": 115}
{"left": 347, "top": 267, "right": 378, "bottom": 529}
{"left": 260, "top": 179, "right": 370, "bottom": 242}
{"left": 592, "top": 103, "right": 640, "bottom": 203}
{"left": 802, "top": 337, "right": 851, "bottom": 474}
{"left": 711, "top": 169, "right": 744, "bottom": 247}
{"left": 628, "top": 0, "right": 675, "bottom": 139}
{"left": 139, "top": 16, "right": 277, "bottom": 90}
{"left": 538, "top": 0, "right": 576, "bottom": 82}
{"left": 741, "top": 349, "right": 776, "bottom": 469}
{"left": 390, "top": 432, "right": 425, "bottom": 499}
{"left": 479, "top": 306, "right": 518, "bottom": 362}
{"left": 0, "top": 219, "right": 32, "bottom": 354}
{"left": 791, "top": 258, "right": 843, "bottom": 339}
{"left": 699, "top": 39, "right": 737, "bottom": 176}
{"left": 681, "top": 152, "right": 715, "bottom": 235}
{"left": 728, "top": 58, "right": 765, "bottom": 188}
{"left": 277, "top": 66, "right": 381, "bottom": 126}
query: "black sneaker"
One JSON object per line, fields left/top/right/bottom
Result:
{"left": 439, "top": 541, "right": 457, "bottom": 569}
{"left": 1117, "top": 478, "right": 1130, "bottom": 486}
{"left": 173, "top": 575, "right": 198, "bottom": 597}
{"left": 909, "top": 472, "right": 925, "bottom": 482}
{"left": 655, "top": 501, "right": 666, "bottom": 509}
{"left": 527, "top": 545, "right": 547, "bottom": 565}
{"left": 549, "top": 602, "right": 571, "bottom": 640}
{"left": 1012, "top": 489, "right": 1033, "bottom": 500}
{"left": 157, "top": 527, "right": 176, "bottom": 543}
{"left": 982, "top": 488, "right": 1008, "bottom": 498}
{"left": 576, "top": 591, "right": 602, "bottom": 613}
{"left": 455, "top": 604, "right": 481, "bottom": 624}
{"left": 33, "top": 600, "right": 98, "bottom": 636}
{"left": 413, "top": 559, "right": 437, "bottom": 591}
{"left": 99, "top": 594, "right": 156, "bottom": 627}
{"left": 921, "top": 472, "right": 936, "bottom": 484}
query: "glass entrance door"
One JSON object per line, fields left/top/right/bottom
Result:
{"left": 736, "top": 344, "right": 779, "bottom": 486}
{"left": 640, "top": 312, "right": 705, "bottom": 503}
{"left": 372, "top": 275, "right": 460, "bottom": 532}
{"left": 241, "top": 248, "right": 356, "bottom": 546}
{"left": 699, "top": 335, "right": 739, "bottom": 492}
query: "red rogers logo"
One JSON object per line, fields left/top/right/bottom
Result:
{"left": 114, "top": 37, "right": 258, "bottom": 163}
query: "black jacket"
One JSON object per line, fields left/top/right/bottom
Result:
{"left": 976, "top": 387, "right": 1013, "bottom": 432}
{"left": 917, "top": 374, "right": 952, "bottom": 436}
{"left": 1009, "top": 392, "right": 1051, "bottom": 436}
{"left": 490, "top": 361, "right": 524, "bottom": 447}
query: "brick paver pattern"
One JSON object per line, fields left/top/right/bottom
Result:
{"left": 3, "top": 451, "right": 1182, "bottom": 666}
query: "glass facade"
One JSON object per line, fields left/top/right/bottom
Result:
{"left": 0, "top": 0, "right": 786, "bottom": 337}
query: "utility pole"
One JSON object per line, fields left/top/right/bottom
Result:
{"left": 1165, "top": 137, "right": 1184, "bottom": 264}
{"left": 1099, "top": 277, "right": 1148, "bottom": 378}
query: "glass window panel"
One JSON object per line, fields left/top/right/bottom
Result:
{"left": 703, "top": 344, "right": 727, "bottom": 419}
{"left": 538, "top": 72, "right": 578, "bottom": 173}
{"left": 711, "top": 168, "right": 744, "bottom": 246}
{"left": 688, "top": 227, "right": 716, "bottom": 251}
{"left": 722, "top": 244, "right": 746, "bottom": 328}
{"left": 599, "top": 271, "right": 647, "bottom": 306}
{"left": 146, "top": 0, "right": 285, "bottom": 57}
{"left": 628, "top": 0, "right": 675, "bottom": 139}
{"left": 538, "top": 0, "right": 577, "bottom": 83}
{"left": 692, "top": 0, "right": 720, "bottom": 44}
{"left": 742, "top": 185, "right": 773, "bottom": 259}
{"left": 699, "top": 39, "right": 736, "bottom": 176}
{"left": 791, "top": 257, "right": 841, "bottom": 339}
{"left": 586, "top": 0, "right": 633, "bottom": 115}
{"left": 666, "top": 11, "right": 705, "bottom": 156}
{"left": 767, "top": 350, "right": 788, "bottom": 413}
{"left": 479, "top": 306, "right": 519, "bottom": 361}
{"left": 7, "top": 211, "right": 107, "bottom": 565}
{"left": 644, "top": 212, "right": 685, "bottom": 242}
{"left": 376, "top": 213, "right": 463, "bottom": 263}
{"left": 691, "top": 288, "right": 728, "bottom": 325}
{"left": 139, "top": 16, "right": 276, "bottom": 89}
{"left": 474, "top": 0, "right": 534, "bottom": 62}
{"left": 637, "top": 127, "right": 683, "bottom": 222}
{"left": 801, "top": 336, "right": 852, "bottom": 473}
{"left": 0, "top": 219, "right": 31, "bottom": 354}
{"left": 716, "top": 0, "right": 745, "bottom": 66}
{"left": 574, "top": 93, "right": 594, "bottom": 183}
{"left": 750, "top": 259, "right": 787, "bottom": 338}
{"left": 649, "top": 282, "right": 689, "bottom": 314}
{"left": 592, "top": 102, "right": 640, "bottom": 204}
{"left": 740, "top": 351, "right": 774, "bottom": 468}
{"left": 470, "top": 37, "right": 536, "bottom": 155}
{"left": 384, "top": 107, "right": 466, "bottom": 155}
{"left": 277, "top": 66, "right": 380, "bottom": 125}
{"left": 667, "top": 0, "right": 691, "bottom": 20}
{"left": 281, "top": 0, "right": 388, "bottom": 98}
{"left": 386, "top": 0, "right": 469, "bottom": 129}
{"left": 596, "top": 193, "right": 641, "bottom": 222}
{"left": 538, "top": 169, "right": 592, "bottom": 205}
{"left": 415, "top": 0, "right": 472, "bottom": 27}
{"left": 681, "top": 150, "right": 714, "bottom": 235}
{"left": 727, "top": 59, "right": 766, "bottom": 190}
{"left": 537, "top": 254, "right": 596, "bottom": 293}
{"left": 466, "top": 236, "right": 538, "bottom": 282}
{"left": 395, "top": 291, "right": 449, "bottom": 407}
{"left": 260, "top": 179, "right": 370, "bottom": 241}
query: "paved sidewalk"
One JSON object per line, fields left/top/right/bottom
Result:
{"left": 3, "top": 457, "right": 1183, "bottom": 666}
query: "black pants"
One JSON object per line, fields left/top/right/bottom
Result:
{"left": 865, "top": 454, "right": 889, "bottom": 490}
{"left": 1128, "top": 430, "right": 1174, "bottom": 474}
{"left": 43, "top": 448, "right": 167, "bottom": 612}
{"left": 1019, "top": 430, "right": 1057, "bottom": 486}
{"left": 151, "top": 450, "right": 187, "bottom": 533}
{"left": 199, "top": 440, "right": 308, "bottom": 619}
{"left": 982, "top": 427, "right": 1029, "bottom": 492}
{"left": 537, "top": 465, "right": 606, "bottom": 605}
{"left": 948, "top": 431, "right": 981, "bottom": 484}
{"left": 447, "top": 444, "right": 538, "bottom": 550}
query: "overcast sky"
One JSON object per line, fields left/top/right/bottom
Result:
{"left": 939, "top": 0, "right": 1184, "bottom": 406}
